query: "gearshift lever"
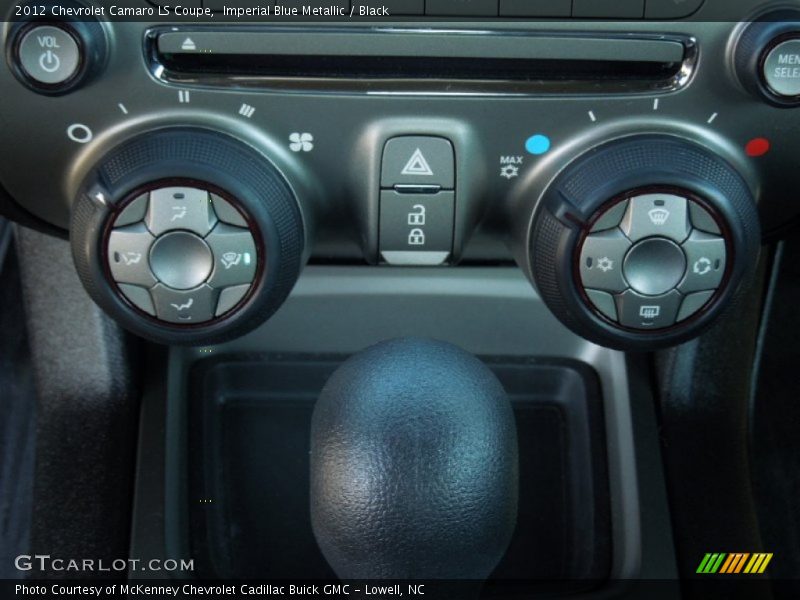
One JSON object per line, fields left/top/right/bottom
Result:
{"left": 310, "top": 338, "right": 518, "bottom": 581}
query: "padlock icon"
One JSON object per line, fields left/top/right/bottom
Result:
{"left": 408, "top": 228, "right": 425, "bottom": 246}
{"left": 408, "top": 204, "right": 426, "bottom": 226}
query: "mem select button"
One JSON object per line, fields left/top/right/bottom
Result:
{"left": 763, "top": 38, "right": 800, "bottom": 97}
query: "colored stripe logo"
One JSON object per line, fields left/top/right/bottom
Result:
{"left": 696, "top": 553, "right": 773, "bottom": 574}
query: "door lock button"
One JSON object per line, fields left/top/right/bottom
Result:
{"left": 379, "top": 190, "right": 454, "bottom": 265}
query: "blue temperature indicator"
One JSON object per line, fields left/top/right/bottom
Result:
{"left": 525, "top": 134, "right": 551, "bottom": 155}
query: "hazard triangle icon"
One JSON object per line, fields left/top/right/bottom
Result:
{"left": 401, "top": 148, "right": 434, "bottom": 176}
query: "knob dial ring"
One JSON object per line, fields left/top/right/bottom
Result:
{"left": 529, "top": 135, "right": 760, "bottom": 350}
{"left": 71, "top": 127, "right": 305, "bottom": 346}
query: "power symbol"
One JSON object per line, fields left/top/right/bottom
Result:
{"left": 39, "top": 50, "right": 61, "bottom": 73}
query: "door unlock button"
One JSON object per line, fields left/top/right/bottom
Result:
{"left": 379, "top": 190, "right": 454, "bottom": 265}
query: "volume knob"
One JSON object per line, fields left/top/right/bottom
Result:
{"left": 7, "top": 1, "right": 107, "bottom": 95}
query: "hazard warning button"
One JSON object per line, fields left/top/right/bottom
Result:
{"left": 381, "top": 136, "right": 455, "bottom": 189}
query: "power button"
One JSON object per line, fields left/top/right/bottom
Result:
{"left": 17, "top": 25, "right": 81, "bottom": 87}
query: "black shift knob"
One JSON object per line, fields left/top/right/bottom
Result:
{"left": 309, "top": 338, "right": 518, "bottom": 580}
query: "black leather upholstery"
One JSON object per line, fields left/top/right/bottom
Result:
{"left": 310, "top": 337, "right": 518, "bottom": 580}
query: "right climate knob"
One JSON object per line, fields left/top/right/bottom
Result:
{"left": 529, "top": 135, "right": 761, "bottom": 350}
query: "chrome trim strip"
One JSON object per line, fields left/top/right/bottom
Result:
{"left": 144, "top": 26, "right": 698, "bottom": 97}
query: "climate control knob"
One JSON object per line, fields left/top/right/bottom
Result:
{"left": 105, "top": 186, "right": 259, "bottom": 324}
{"left": 528, "top": 135, "right": 760, "bottom": 350}
{"left": 71, "top": 128, "right": 306, "bottom": 345}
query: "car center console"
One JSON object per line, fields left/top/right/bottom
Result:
{"left": 2, "top": 0, "right": 799, "bottom": 350}
{"left": 1, "top": 0, "right": 797, "bottom": 591}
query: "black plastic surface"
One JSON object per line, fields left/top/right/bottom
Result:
{"left": 0, "top": 236, "right": 36, "bottom": 579}
{"left": 158, "top": 51, "right": 681, "bottom": 81}
{"left": 15, "top": 226, "right": 140, "bottom": 577}
{"left": 187, "top": 353, "right": 610, "bottom": 589}
{"left": 654, "top": 248, "right": 771, "bottom": 599}
{"left": 751, "top": 240, "right": 800, "bottom": 597}
{"left": 0, "top": 181, "right": 66, "bottom": 239}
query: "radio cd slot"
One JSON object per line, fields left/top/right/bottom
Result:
{"left": 148, "top": 28, "right": 696, "bottom": 95}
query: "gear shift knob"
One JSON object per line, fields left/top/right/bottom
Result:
{"left": 310, "top": 338, "right": 518, "bottom": 580}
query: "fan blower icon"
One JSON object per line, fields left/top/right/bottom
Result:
{"left": 289, "top": 132, "right": 314, "bottom": 152}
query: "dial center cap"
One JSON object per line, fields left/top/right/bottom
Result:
{"left": 623, "top": 237, "right": 686, "bottom": 296}
{"left": 149, "top": 231, "right": 213, "bottom": 290}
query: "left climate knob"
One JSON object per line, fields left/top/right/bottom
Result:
{"left": 71, "top": 128, "right": 306, "bottom": 345}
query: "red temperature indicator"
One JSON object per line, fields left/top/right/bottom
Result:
{"left": 745, "top": 137, "right": 770, "bottom": 157}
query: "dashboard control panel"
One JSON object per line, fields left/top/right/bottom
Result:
{"left": 0, "top": 1, "right": 797, "bottom": 347}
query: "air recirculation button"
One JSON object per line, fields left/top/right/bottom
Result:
{"left": 107, "top": 185, "right": 258, "bottom": 325}
{"left": 579, "top": 192, "right": 728, "bottom": 330}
